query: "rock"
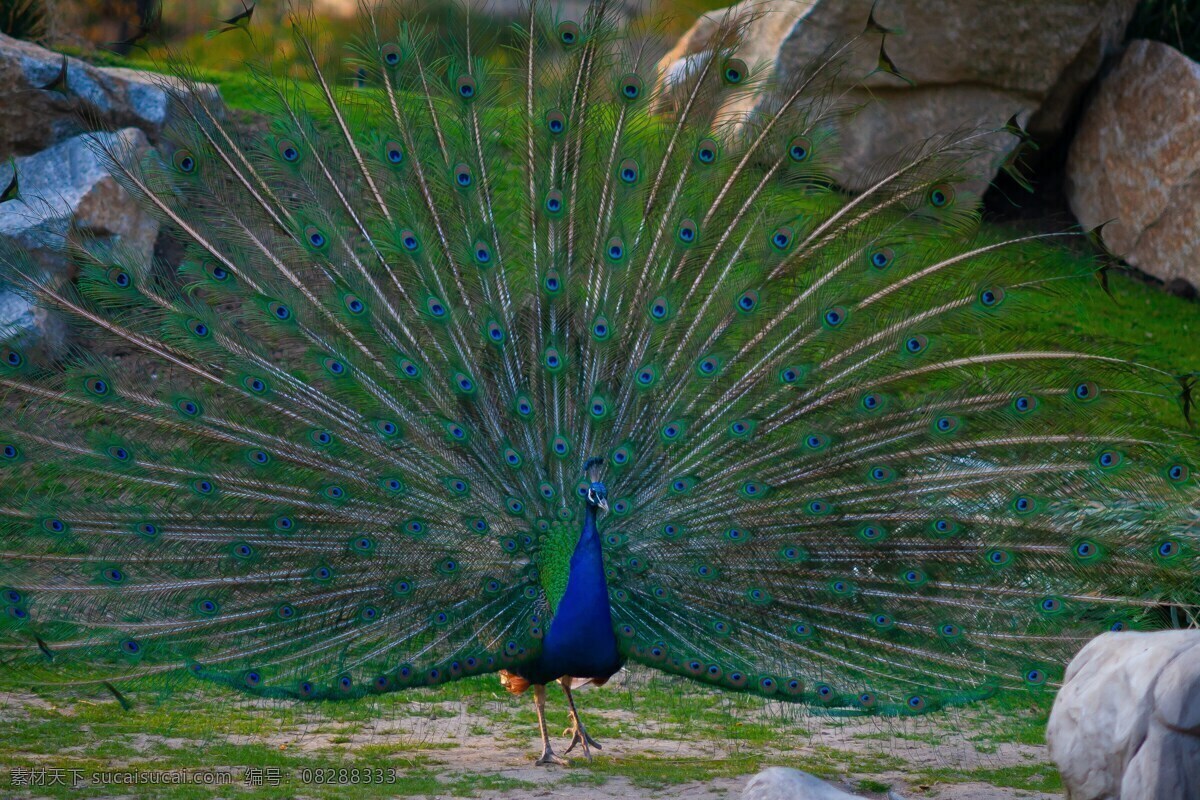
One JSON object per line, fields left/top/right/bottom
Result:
{"left": 658, "top": 0, "right": 1137, "bottom": 193}
{"left": 0, "top": 287, "right": 66, "bottom": 361}
{"left": 0, "top": 31, "right": 222, "bottom": 159}
{"left": 1066, "top": 40, "right": 1200, "bottom": 291}
{"left": 741, "top": 767, "right": 867, "bottom": 799}
{"left": 0, "top": 127, "right": 159, "bottom": 264}
{"left": 1046, "top": 630, "right": 1200, "bottom": 800}
{"left": 0, "top": 128, "right": 159, "bottom": 358}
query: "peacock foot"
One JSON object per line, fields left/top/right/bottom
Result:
{"left": 562, "top": 722, "right": 602, "bottom": 758}
{"left": 535, "top": 745, "right": 569, "bottom": 766}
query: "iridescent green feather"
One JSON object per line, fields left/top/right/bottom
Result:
{"left": 539, "top": 521, "right": 576, "bottom": 615}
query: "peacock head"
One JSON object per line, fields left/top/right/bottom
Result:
{"left": 586, "top": 481, "right": 609, "bottom": 514}
{"left": 583, "top": 456, "right": 609, "bottom": 514}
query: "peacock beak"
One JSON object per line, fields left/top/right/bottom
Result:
{"left": 597, "top": 498, "right": 610, "bottom": 514}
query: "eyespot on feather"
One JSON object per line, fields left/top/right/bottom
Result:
{"left": 927, "top": 183, "right": 954, "bottom": 208}
{"left": 172, "top": 149, "right": 197, "bottom": 173}
{"left": 545, "top": 108, "right": 567, "bottom": 135}
{"left": 788, "top": 136, "right": 811, "bottom": 162}
{"left": 382, "top": 139, "right": 404, "bottom": 166}
{"left": 722, "top": 58, "right": 747, "bottom": 84}
{"left": 276, "top": 139, "right": 300, "bottom": 163}
{"left": 557, "top": 21, "right": 580, "bottom": 47}
{"left": 455, "top": 74, "right": 477, "bottom": 99}
{"left": 617, "top": 73, "right": 643, "bottom": 101}
{"left": 695, "top": 137, "right": 719, "bottom": 165}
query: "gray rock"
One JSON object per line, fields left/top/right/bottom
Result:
{"left": 0, "top": 128, "right": 158, "bottom": 358}
{"left": 657, "top": 0, "right": 1136, "bottom": 193}
{"left": 0, "top": 127, "right": 159, "bottom": 263}
{"left": 0, "top": 31, "right": 222, "bottom": 158}
{"left": 1066, "top": 40, "right": 1200, "bottom": 292}
{"left": 1046, "top": 630, "right": 1200, "bottom": 800}
{"left": 741, "top": 767, "right": 869, "bottom": 799}
{"left": 0, "top": 286, "right": 66, "bottom": 360}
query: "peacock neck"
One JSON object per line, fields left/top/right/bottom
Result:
{"left": 578, "top": 504, "right": 602, "bottom": 555}
{"left": 565, "top": 503, "right": 609, "bottom": 608}
{"left": 560, "top": 501, "right": 610, "bottom": 626}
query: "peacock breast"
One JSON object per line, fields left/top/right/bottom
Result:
{"left": 536, "top": 515, "right": 621, "bottom": 681}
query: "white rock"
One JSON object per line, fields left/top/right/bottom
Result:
{"left": 1046, "top": 630, "right": 1200, "bottom": 800}
{"left": 1066, "top": 39, "right": 1200, "bottom": 290}
{"left": 742, "top": 767, "right": 866, "bottom": 799}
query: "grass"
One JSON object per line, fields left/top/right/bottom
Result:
{"left": 1128, "top": 0, "right": 1200, "bottom": 60}
{"left": 0, "top": 0, "right": 46, "bottom": 41}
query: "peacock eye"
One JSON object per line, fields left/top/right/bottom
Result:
{"left": 722, "top": 58, "right": 746, "bottom": 84}
{"left": 384, "top": 139, "right": 405, "bottom": 164}
{"left": 557, "top": 21, "right": 580, "bottom": 46}
{"left": 304, "top": 227, "right": 326, "bottom": 249}
{"left": 677, "top": 219, "right": 697, "bottom": 243}
{"left": 453, "top": 163, "right": 473, "bottom": 187}
{"left": 979, "top": 286, "right": 1006, "bottom": 308}
{"left": 928, "top": 183, "right": 954, "bottom": 208}
{"left": 606, "top": 237, "right": 625, "bottom": 261}
{"left": 173, "top": 149, "right": 197, "bottom": 173}
{"left": 618, "top": 73, "right": 643, "bottom": 100}
{"left": 618, "top": 158, "right": 639, "bottom": 184}
{"left": 788, "top": 135, "right": 811, "bottom": 162}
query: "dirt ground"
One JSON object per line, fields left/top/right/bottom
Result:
{"left": 1, "top": 668, "right": 1063, "bottom": 799}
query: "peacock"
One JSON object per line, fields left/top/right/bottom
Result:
{"left": 1, "top": 0, "right": 1198, "bottom": 768}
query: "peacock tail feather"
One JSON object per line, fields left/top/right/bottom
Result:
{"left": 0, "top": 1, "right": 1196, "bottom": 717}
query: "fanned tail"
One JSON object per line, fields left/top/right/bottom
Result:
{"left": 0, "top": 1, "right": 1195, "bottom": 718}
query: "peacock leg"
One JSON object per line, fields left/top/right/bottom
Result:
{"left": 560, "top": 677, "right": 601, "bottom": 758}
{"left": 532, "top": 684, "right": 568, "bottom": 766}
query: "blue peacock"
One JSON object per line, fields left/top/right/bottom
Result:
{"left": 1, "top": 0, "right": 1197, "bottom": 767}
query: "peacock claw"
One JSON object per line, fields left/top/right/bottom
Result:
{"left": 535, "top": 746, "right": 569, "bottom": 766}
{"left": 563, "top": 724, "right": 601, "bottom": 758}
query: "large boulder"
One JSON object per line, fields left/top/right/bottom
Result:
{"left": 0, "top": 128, "right": 158, "bottom": 358}
{"left": 1066, "top": 39, "right": 1200, "bottom": 291}
{"left": 0, "top": 32, "right": 221, "bottom": 159}
{"left": 658, "top": 0, "right": 1137, "bottom": 192}
{"left": 1046, "top": 630, "right": 1200, "bottom": 800}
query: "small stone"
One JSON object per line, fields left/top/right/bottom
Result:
{"left": 742, "top": 767, "right": 865, "bottom": 799}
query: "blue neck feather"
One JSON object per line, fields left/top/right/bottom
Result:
{"left": 533, "top": 503, "right": 622, "bottom": 682}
